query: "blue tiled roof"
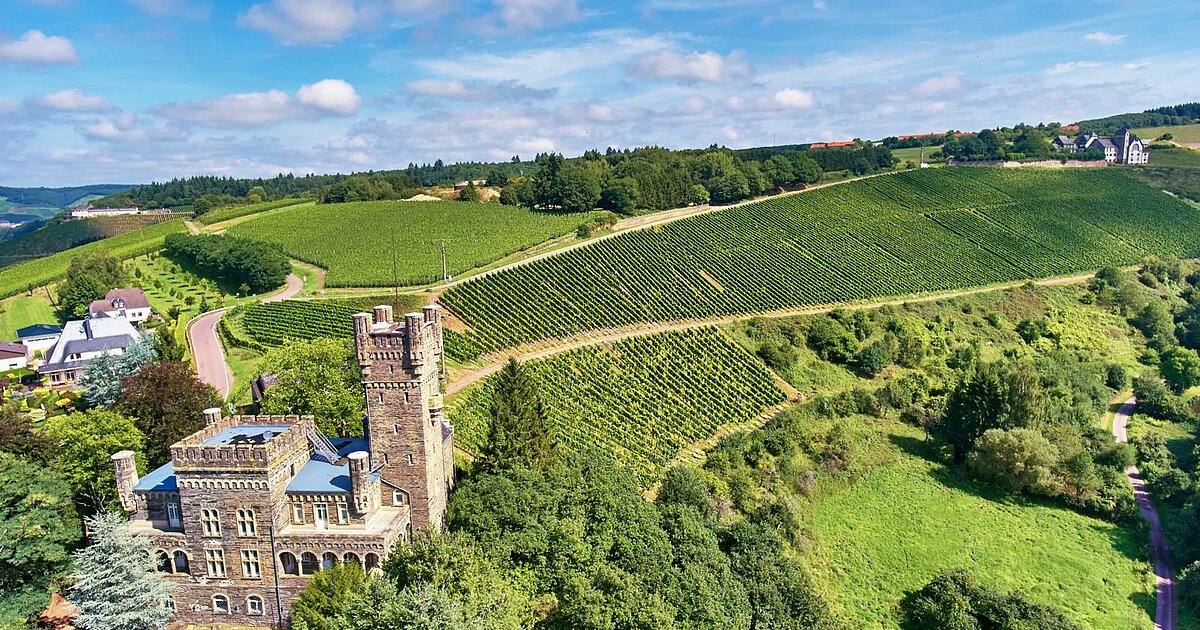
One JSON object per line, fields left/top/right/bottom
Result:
{"left": 16, "top": 324, "right": 60, "bottom": 339}
{"left": 203, "top": 425, "right": 292, "bottom": 446}
{"left": 331, "top": 437, "right": 369, "bottom": 457}
{"left": 134, "top": 462, "right": 177, "bottom": 492}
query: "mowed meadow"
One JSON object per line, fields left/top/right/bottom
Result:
{"left": 442, "top": 168, "right": 1200, "bottom": 350}
{"left": 227, "top": 200, "right": 588, "bottom": 287}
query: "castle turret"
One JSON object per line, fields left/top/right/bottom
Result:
{"left": 203, "top": 407, "right": 221, "bottom": 426}
{"left": 347, "top": 451, "right": 374, "bottom": 516}
{"left": 111, "top": 450, "right": 139, "bottom": 513}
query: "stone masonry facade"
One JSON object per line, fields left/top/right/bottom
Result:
{"left": 112, "top": 306, "right": 454, "bottom": 627}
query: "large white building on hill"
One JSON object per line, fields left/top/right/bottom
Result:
{"left": 1051, "top": 127, "right": 1149, "bottom": 164}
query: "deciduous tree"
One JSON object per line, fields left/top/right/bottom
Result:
{"left": 116, "top": 361, "right": 221, "bottom": 467}
{"left": 259, "top": 338, "right": 364, "bottom": 437}
{"left": 44, "top": 409, "right": 146, "bottom": 512}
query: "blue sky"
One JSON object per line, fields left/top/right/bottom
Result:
{"left": 1, "top": 0, "right": 1197, "bottom": 186}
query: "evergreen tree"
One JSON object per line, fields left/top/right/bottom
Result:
{"left": 78, "top": 336, "right": 157, "bottom": 409}
{"left": 70, "top": 512, "right": 173, "bottom": 630}
{"left": 478, "top": 358, "right": 556, "bottom": 472}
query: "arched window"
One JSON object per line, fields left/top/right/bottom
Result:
{"left": 172, "top": 550, "right": 190, "bottom": 574}
{"left": 300, "top": 552, "right": 319, "bottom": 575}
{"left": 321, "top": 552, "right": 338, "bottom": 569}
{"left": 212, "top": 594, "right": 229, "bottom": 614}
{"left": 246, "top": 595, "right": 264, "bottom": 616}
{"left": 155, "top": 549, "right": 171, "bottom": 573}
{"left": 365, "top": 553, "right": 379, "bottom": 571}
{"left": 236, "top": 509, "right": 257, "bottom": 537}
{"left": 342, "top": 552, "right": 360, "bottom": 565}
{"left": 280, "top": 552, "right": 299, "bottom": 576}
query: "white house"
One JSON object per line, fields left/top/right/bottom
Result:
{"left": 0, "top": 342, "right": 27, "bottom": 372}
{"left": 69, "top": 206, "right": 140, "bottom": 219}
{"left": 88, "top": 288, "right": 152, "bottom": 323}
{"left": 1063, "top": 128, "right": 1149, "bottom": 164}
{"left": 16, "top": 324, "right": 62, "bottom": 357}
{"left": 39, "top": 317, "right": 142, "bottom": 386}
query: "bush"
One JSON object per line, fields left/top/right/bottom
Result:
{"left": 901, "top": 568, "right": 1082, "bottom": 630}
{"left": 967, "top": 428, "right": 1059, "bottom": 495}
{"left": 1180, "top": 561, "right": 1200, "bottom": 617}
{"left": 1105, "top": 363, "right": 1128, "bottom": 390}
{"left": 853, "top": 338, "right": 894, "bottom": 377}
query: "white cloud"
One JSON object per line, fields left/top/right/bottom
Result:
{"left": 485, "top": 0, "right": 581, "bottom": 34}
{"left": 403, "top": 79, "right": 556, "bottom": 102}
{"left": 126, "top": 0, "right": 211, "bottom": 18}
{"left": 773, "top": 88, "right": 814, "bottom": 109}
{"left": 296, "top": 79, "right": 361, "bottom": 115}
{"left": 627, "top": 50, "right": 754, "bottom": 84}
{"left": 239, "top": 0, "right": 359, "bottom": 44}
{"left": 1046, "top": 61, "right": 1102, "bottom": 75}
{"left": 157, "top": 80, "right": 362, "bottom": 127}
{"left": 83, "top": 113, "right": 149, "bottom": 143}
{"left": 1084, "top": 31, "right": 1125, "bottom": 45}
{"left": 1123, "top": 61, "right": 1151, "bottom": 71}
{"left": 915, "top": 73, "right": 962, "bottom": 97}
{"left": 813, "top": 0, "right": 827, "bottom": 9}
{"left": 0, "top": 30, "right": 80, "bottom": 65}
{"left": 34, "top": 89, "right": 112, "bottom": 112}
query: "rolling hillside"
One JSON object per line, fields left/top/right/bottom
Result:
{"left": 441, "top": 167, "right": 1200, "bottom": 350}
{"left": 0, "top": 213, "right": 186, "bottom": 269}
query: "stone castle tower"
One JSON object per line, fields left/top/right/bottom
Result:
{"left": 354, "top": 304, "right": 454, "bottom": 531}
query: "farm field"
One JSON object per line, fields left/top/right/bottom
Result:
{"left": 1141, "top": 146, "right": 1200, "bottom": 168}
{"left": 196, "top": 198, "right": 309, "bottom": 226}
{"left": 227, "top": 200, "right": 587, "bottom": 287}
{"left": 0, "top": 213, "right": 185, "bottom": 269}
{"left": 0, "top": 218, "right": 189, "bottom": 299}
{"left": 442, "top": 168, "right": 1200, "bottom": 351}
{"left": 221, "top": 295, "right": 425, "bottom": 351}
{"left": 1124, "top": 165, "right": 1200, "bottom": 203}
{"left": 446, "top": 327, "right": 788, "bottom": 483}
{"left": 0, "top": 292, "right": 56, "bottom": 341}
{"left": 1134, "top": 123, "right": 1200, "bottom": 147}
{"left": 889, "top": 146, "right": 940, "bottom": 163}
{"left": 806, "top": 420, "right": 1156, "bottom": 629}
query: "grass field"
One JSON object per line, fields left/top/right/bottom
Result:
{"left": 196, "top": 198, "right": 309, "bottom": 226}
{"left": 0, "top": 292, "right": 57, "bottom": 340}
{"left": 806, "top": 420, "right": 1157, "bottom": 629}
{"left": 447, "top": 328, "right": 787, "bottom": 483}
{"left": 0, "top": 213, "right": 185, "bottom": 270}
{"left": 889, "top": 145, "right": 940, "bottom": 163}
{"left": 443, "top": 167, "right": 1200, "bottom": 351}
{"left": 1123, "top": 165, "right": 1200, "bottom": 203}
{"left": 1134, "top": 124, "right": 1200, "bottom": 147}
{"left": 1142, "top": 146, "right": 1200, "bottom": 168}
{"left": 0, "top": 218, "right": 189, "bottom": 299}
{"left": 227, "top": 200, "right": 587, "bottom": 287}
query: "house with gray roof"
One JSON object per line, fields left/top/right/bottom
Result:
{"left": 1068, "top": 128, "right": 1149, "bottom": 164}
{"left": 88, "top": 288, "right": 153, "bottom": 323}
{"left": 39, "top": 316, "right": 143, "bottom": 385}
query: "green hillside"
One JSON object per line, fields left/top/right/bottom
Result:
{"left": 227, "top": 200, "right": 587, "bottom": 287}
{"left": 0, "top": 213, "right": 185, "bottom": 269}
{"left": 0, "top": 218, "right": 189, "bottom": 299}
{"left": 442, "top": 168, "right": 1200, "bottom": 350}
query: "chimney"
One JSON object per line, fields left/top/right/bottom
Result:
{"left": 347, "top": 451, "right": 374, "bottom": 515}
{"left": 111, "top": 451, "right": 139, "bottom": 513}
{"left": 373, "top": 305, "right": 393, "bottom": 325}
{"left": 203, "top": 407, "right": 221, "bottom": 426}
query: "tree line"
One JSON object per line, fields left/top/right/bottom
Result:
{"left": 163, "top": 233, "right": 290, "bottom": 294}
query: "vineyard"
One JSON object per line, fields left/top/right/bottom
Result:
{"left": 0, "top": 218, "right": 189, "bottom": 299}
{"left": 0, "top": 213, "right": 186, "bottom": 269}
{"left": 226, "top": 200, "right": 587, "bottom": 287}
{"left": 196, "top": 198, "right": 310, "bottom": 226}
{"left": 446, "top": 328, "right": 788, "bottom": 484}
{"left": 441, "top": 168, "right": 1200, "bottom": 350}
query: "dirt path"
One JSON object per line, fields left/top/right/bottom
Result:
{"left": 446, "top": 271, "right": 1096, "bottom": 395}
{"left": 187, "top": 273, "right": 301, "bottom": 400}
{"left": 183, "top": 220, "right": 200, "bottom": 235}
{"left": 1112, "top": 397, "right": 1177, "bottom": 630}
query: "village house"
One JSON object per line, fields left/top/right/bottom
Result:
{"left": 0, "top": 342, "right": 28, "bottom": 371}
{"left": 110, "top": 305, "right": 454, "bottom": 626}
{"left": 69, "top": 206, "right": 140, "bottom": 219}
{"left": 1052, "top": 128, "right": 1149, "bottom": 164}
{"left": 16, "top": 323, "right": 61, "bottom": 358}
{"left": 452, "top": 179, "right": 487, "bottom": 190}
{"left": 38, "top": 317, "right": 142, "bottom": 385}
{"left": 87, "top": 288, "right": 152, "bottom": 324}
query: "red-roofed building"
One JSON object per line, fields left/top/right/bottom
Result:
{"left": 1062, "top": 124, "right": 1080, "bottom": 132}
{"left": 825, "top": 141, "right": 857, "bottom": 148}
{"left": 809, "top": 143, "right": 826, "bottom": 149}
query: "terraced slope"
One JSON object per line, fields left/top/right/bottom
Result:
{"left": 442, "top": 168, "right": 1200, "bottom": 350}
{"left": 446, "top": 327, "right": 787, "bottom": 483}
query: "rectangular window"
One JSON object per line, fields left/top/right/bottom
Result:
{"left": 166, "top": 503, "right": 180, "bottom": 529}
{"left": 407, "top": 453, "right": 415, "bottom": 466}
{"left": 292, "top": 503, "right": 304, "bottom": 524}
{"left": 314, "top": 503, "right": 328, "bottom": 530}
{"left": 337, "top": 504, "right": 349, "bottom": 524}
{"left": 241, "top": 550, "right": 260, "bottom": 578}
{"left": 236, "top": 509, "right": 256, "bottom": 537}
{"left": 205, "top": 549, "right": 225, "bottom": 577}
{"left": 201, "top": 508, "right": 221, "bottom": 537}
{"left": 378, "top": 392, "right": 384, "bottom": 403}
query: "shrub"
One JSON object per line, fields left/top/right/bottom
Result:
{"left": 967, "top": 428, "right": 1058, "bottom": 495}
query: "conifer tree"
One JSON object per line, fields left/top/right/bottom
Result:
{"left": 70, "top": 512, "right": 173, "bottom": 630}
{"left": 479, "top": 358, "right": 556, "bottom": 472}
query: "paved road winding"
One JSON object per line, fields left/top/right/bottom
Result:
{"left": 1112, "top": 397, "right": 1177, "bottom": 630}
{"left": 188, "top": 273, "right": 302, "bottom": 400}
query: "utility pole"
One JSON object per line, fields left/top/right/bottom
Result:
{"left": 440, "top": 239, "right": 448, "bottom": 282}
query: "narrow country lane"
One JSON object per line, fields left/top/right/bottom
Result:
{"left": 1113, "top": 398, "right": 1177, "bottom": 630}
{"left": 187, "top": 273, "right": 302, "bottom": 400}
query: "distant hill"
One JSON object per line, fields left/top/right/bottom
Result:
{"left": 1077, "top": 102, "right": 1200, "bottom": 133}
{"left": 0, "top": 213, "right": 185, "bottom": 269}
{"left": 0, "top": 184, "right": 134, "bottom": 210}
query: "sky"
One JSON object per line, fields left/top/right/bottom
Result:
{"left": 1, "top": 0, "right": 1197, "bottom": 187}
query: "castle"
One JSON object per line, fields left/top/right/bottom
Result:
{"left": 110, "top": 305, "right": 454, "bottom": 626}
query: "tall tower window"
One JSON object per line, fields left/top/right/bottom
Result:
{"left": 236, "top": 509, "right": 256, "bottom": 537}
{"left": 241, "top": 550, "right": 261, "bottom": 578}
{"left": 201, "top": 508, "right": 221, "bottom": 537}
{"left": 205, "top": 549, "right": 226, "bottom": 577}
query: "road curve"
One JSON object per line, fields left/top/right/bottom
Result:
{"left": 187, "top": 273, "right": 302, "bottom": 400}
{"left": 1113, "top": 398, "right": 1177, "bottom": 630}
